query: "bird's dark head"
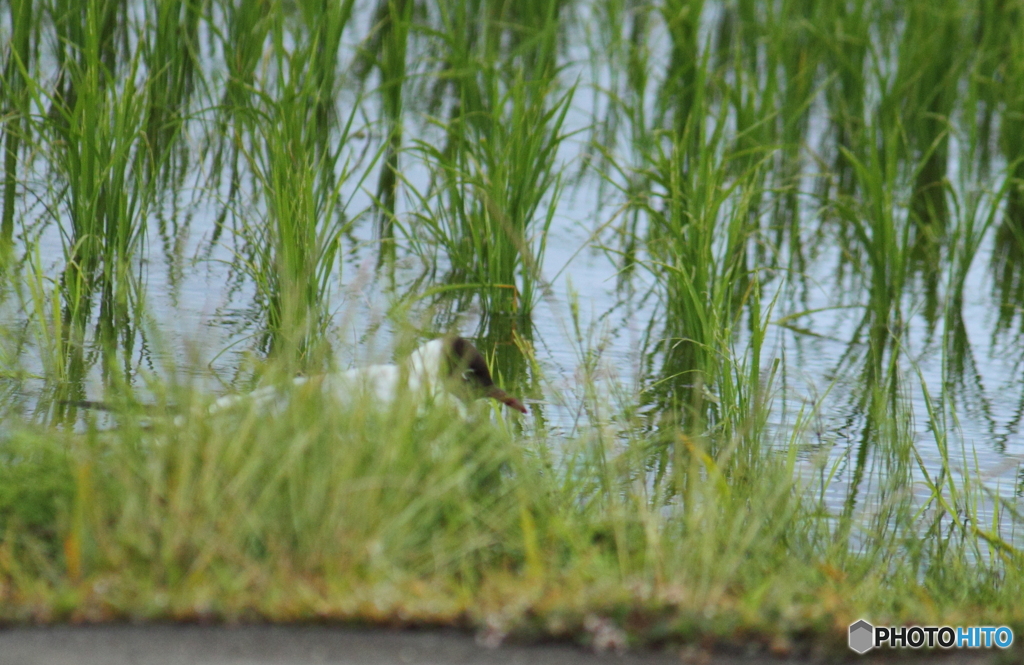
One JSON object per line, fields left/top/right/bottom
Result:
{"left": 444, "top": 337, "right": 527, "bottom": 414}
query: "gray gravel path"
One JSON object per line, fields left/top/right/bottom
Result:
{"left": 0, "top": 625, "right": 1003, "bottom": 665}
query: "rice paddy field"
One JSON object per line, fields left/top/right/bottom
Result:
{"left": 2, "top": 0, "right": 1024, "bottom": 657}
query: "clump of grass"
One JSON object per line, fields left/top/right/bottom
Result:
{"left": 232, "top": 5, "right": 367, "bottom": 366}
{"left": 238, "top": 91, "right": 348, "bottom": 365}
{"left": 411, "top": 74, "right": 570, "bottom": 323}
{"left": 364, "top": 0, "right": 411, "bottom": 254}
{"left": 1, "top": 0, "right": 37, "bottom": 256}
{"left": 140, "top": 0, "right": 203, "bottom": 185}
{"left": 614, "top": 61, "right": 769, "bottom": 437}
{"left": 0, "top": 351, "right": 1022, "bottom": 653}
{"left": 205, "top": 0, "right": 272, "bottom": 239}
{"left": 407, "top": 22, "right": 572, "bottom": 385}
{"left": 895, "top": 1, "right": 966, "bottom": 232}
{"left": 406, "top": 0, "right": 569, "bottom": 336}
{"left": 24, "top": 11, "right": 155, "bottom": 411}
{"left": 0, "top": 429, "right": 73, "bottom": 545}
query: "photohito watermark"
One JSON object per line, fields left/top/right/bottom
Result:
{"left": 848, "top": 619, "right": 1014, "bottom": 654}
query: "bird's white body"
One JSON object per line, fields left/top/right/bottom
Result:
{"left": 210, "top": 339, "right": 462, "bottom": 414}
{"left": 71, "top": 338, "right": 525, "bottom": 423}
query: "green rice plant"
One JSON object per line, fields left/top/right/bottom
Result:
{"left": 632, "top": 66, "right": 769, "bottom": 432}
{"left": 833, "top": 121, "right": 909, "bottom": 376}
{"left": 206, "top": 0, "right": 360, "bottom": 254}
{"left": 48, "top": 0, "right": 127, "bottom": 111}
{"left": 892, "top": 0, "right": 967, "bottom": 233}
{"left": 239, "top": 114, "right": 339, "bottom": 364}
{"left": 1, "top": 0, "right": 37, "bottom": 256}
{"left": 367, "top": 0, "right": 411, "bottom": 255}
{"left": 658, "top": 0, "right": 705, "bottom": 140}
{"left": 719, "top": 52, "right": 782, "bottom": 276}
{"left": 205, "top": 0, "right": 274, "bottom": 239}
{"left": 412, "top": 0, "right": 570, "bottom": 309}
{"left": 595, "top": 4, "right": 785, "bottom": 458}
{"left": 582, "top": 0, "right": 659, "bottom": 285}
{"left": 824, "top": 112, "right": 971, "bottom": 544}
{"left": 989, "top": 6, "right": 1024, "bottom": 337}
{"left": 236, "top": 32, "right": 366, "bottom": 366}
{"left": 832, "top": 132, "right": 906, "bottom": 348}
{"left": 140, "top": 0, "right": 203, "bottom": 185}
{"left": 409, "top": 71, "right": 572, "bottom": 341}
{"left": 295, "top": 0, "right": 355, "bottom": 144}
{"left": 407, "top": 72, "right": 571, "bottom": 393}
{"left": 764, "top": 0, "right": 826, "bottom": 156}
{"left": 942, "top": 156, "right": 1006, "bottom": 389}
{"left": 27, "top": 13, "right": 154, "bottom": 412}
{"left": 819, "top": 0, "right": 870, "bottom": 194}
{"left": 994, "top": 3, "right": 1024, "bottom": 219}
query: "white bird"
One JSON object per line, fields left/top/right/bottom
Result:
{"left": 210, "top": 336, "right": 527, "bottom": 415}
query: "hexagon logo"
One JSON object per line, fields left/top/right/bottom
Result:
{"left": 849, "top": 619, "right": 874, "bottom": 654}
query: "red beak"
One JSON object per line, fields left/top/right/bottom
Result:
{"left": 486, "top": 387, "right": 528, "bottom": 414}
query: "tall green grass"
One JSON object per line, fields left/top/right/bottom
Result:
{"left": 1, "top": 0, "right": 34, "bottom": 255}
{"left": 368, "top": 0, "right": 411, "bottom": 256}
{"left": 236, "top": 7, "right": 363, "bottom": 365}
{"left": 141, "top": 0, "right": 201, "bottom": 185}
{"left": 402, "top": 1, "right": 572, "bottom": 384}
{"left": 0, "top": 361, "right": 1021, "bottom": 650}
{"left": 40, "top": 16, "right": 152, "bottom": 413}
